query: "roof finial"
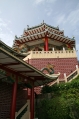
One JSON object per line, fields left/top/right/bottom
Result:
{"left": 27, "top": 25, "right": 29, "bottom": 29}
{"left": 72, "top": 36, "right": 75, "bottom": 40}
{"left": 57, "top": 25, "right": 59, "bottom": 29}
{"left": 15, "top": 35, "right": 18, "bottom": 39}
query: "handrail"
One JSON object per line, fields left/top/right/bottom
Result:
{"left": 15, "top": 102, "right": 28, "bottom": 118}
{"left": 66, "top": 69, "right": 78, "bottom": 82}
{"left": 49, "top": 80, "right": 57, "bottom": 86}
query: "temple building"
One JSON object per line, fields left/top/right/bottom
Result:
{"left": 13, "top": 22, "right": 78, "bottom": 84}
{"left": 0, "top": 22, "right": 79, "bottom": 119}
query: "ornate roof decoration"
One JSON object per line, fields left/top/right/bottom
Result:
{"left": 13, "top": 22, "right": 75, "bottom": 49}
{"left": 0, "top": 40, "right": 26, "bottom": 59}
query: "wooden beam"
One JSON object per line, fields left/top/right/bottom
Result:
{"left": 1, "top": 62, "right": 20, "bottom": 66}
{"left": 0, "top": 65, "right": 33, "bottom": 81}
{"left": 17, "top": 70, "right": 35, "bottom": 73}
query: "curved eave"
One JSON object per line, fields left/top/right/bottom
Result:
{"left": 0, "top": 40, "right": 26, "bottom": 59}
{"left": 26, "top": 23, "right": 59, "bottom": 30}
{"left": 14, "top": 30, "right": 75, "bottom": 46}
{"left": 45, "top": 23, "right": 59, "bottom": 30}
{"left": 24, "top": 23, "right": 63, "bottom": 36}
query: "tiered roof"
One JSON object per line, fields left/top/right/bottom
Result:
{"left": 13, "top": 22, "right": 75, "bottom": 48}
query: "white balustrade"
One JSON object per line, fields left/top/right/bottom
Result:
{"left": 23, "top": 50, "right": 77, "bottom": 61}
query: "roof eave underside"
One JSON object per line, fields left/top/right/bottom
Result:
{"left": 15, "top": 31, "right": 75, "bottom": 45}
{"left": 0, "top": 46, "right": 58, "bottom": 87}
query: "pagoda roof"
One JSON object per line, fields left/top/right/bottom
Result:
{"left": 13, "top": 28, "right": 75, "bottom": 47}
{"left": 0, "top": 40, "right": 58, "bottom": 87}
{"left": 13, "top": 22, "right": 75, "bottom": 48}
{"left": 23, "top": 22, "right": 63, "bottom": 37}
{"left": 27, "top": 23, "right": 59, "bottom": 31}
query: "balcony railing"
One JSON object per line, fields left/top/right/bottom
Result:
{"left": 23, "top": 50, "right": 77, "bottom": 60}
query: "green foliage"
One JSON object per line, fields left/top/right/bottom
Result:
{"left": 41, "top": 85, "right": 53, "bottom": 93}
{"left": 37, "top": 76, "right": 79, "bottom": 119}
{"left": 38, "top": 97, "right": 71, "bottom": 119}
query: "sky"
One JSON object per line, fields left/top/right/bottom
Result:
{"left": 0, "top": 0, "right": 79, "bottom": 59}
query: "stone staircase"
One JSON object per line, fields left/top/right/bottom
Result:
{"left": 64, "top": 65, "right": 79, "bottom": 82}
{"left": 49, "top": 65, "right": 79, "bottom": 86}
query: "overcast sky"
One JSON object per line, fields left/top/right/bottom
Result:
{"left": 0, "top": 0, "right": 79, "bottom": 59}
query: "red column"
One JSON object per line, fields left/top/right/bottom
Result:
{"left": 30, "top": 85, "right": 34, "bottom": 119}
{"left": 45, "top": 36, "right": 48, "bottom": 51}
{"left": 10, "top": 77, "right": 18, "bottom": 119}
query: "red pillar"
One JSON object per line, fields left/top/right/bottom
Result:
{"left": 30, "top": 85, "right": 34, "bottom": 119}
{"left": 10, "top": 77, "right": 18, "bottom": 119}
{"left": 45, "top": 36, "right": 48, "bottom": 51}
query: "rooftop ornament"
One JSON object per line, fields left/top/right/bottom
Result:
{"left": 27, "top": 25, "right": 29, "bottom": 29}
{"left": 57, "top": 25, "right": 59, "bottom": 29}
{"left": 72, "top": 36, "right": 75, "bottom": 40}
{"left": 15, "top": 35, "right": 18, "bottom": 39}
